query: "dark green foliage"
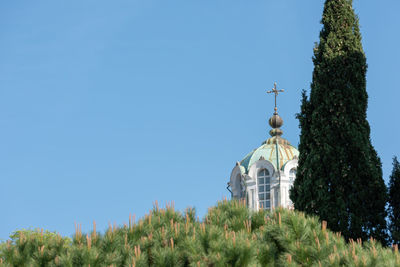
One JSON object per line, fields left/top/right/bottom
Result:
{"left": 389, "top": 156, "right": 400, "bottom": 244}
{"left": 290, "top": 0, "right": 388, "bottom": 245}
{"left": 291, "top": 90, "right": 313, "bottom": 214}
{"left": 1, "top": 200, "right": 400, "bottom": 266}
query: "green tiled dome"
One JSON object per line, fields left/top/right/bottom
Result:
{"left": 240, "top": 136, "right": 299, "bottom": 173}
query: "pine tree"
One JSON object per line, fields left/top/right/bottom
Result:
{"left": 389, "top": 156, "right": 400, "bottom": 244}
{"left": 290, "top": 0, "right": 388, "bottom": 245}
{"left": 2, "top": 201, "right": 400, "bottom": 266}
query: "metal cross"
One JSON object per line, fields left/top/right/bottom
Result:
{"left": 267, "top": 82, "right": 284, "bottom": 113}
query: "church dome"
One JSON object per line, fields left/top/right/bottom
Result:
{"left": 240, "top": 137, "right": 299, "bottom": 173}
{"left": 229, "top": 83, "right": 299, "bottom": 211}
{"left": 240, "top": 92, "right": 299, "bottom": 173}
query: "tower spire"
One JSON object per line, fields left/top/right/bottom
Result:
{"left": 267, "top": 82, "right": 284, "bottom": 114}
{"left": 266, "top": 82, "right": 284, "bottom": 138}
{"left": 267, "top": 82, "right": 284, "bottom": 208}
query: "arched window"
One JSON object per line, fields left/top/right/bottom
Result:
{"left": 258, "top": 169, "right": 270, "bottom": 209}
{"left": 289, "top": 168, "right": 296, "bottom": 183}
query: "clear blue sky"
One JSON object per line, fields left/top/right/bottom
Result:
{"left": 1, "top": 1, "right": 399, "bottom": 240}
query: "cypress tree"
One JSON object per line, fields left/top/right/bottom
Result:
{"left": 389, "top": 156, "right": 400, "bottom": 244}
{"left": 290, "top": 0, "right": 388, "bottom": 245}
{"left": 290, "top": 90, "right": 316, "bottom": 212}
